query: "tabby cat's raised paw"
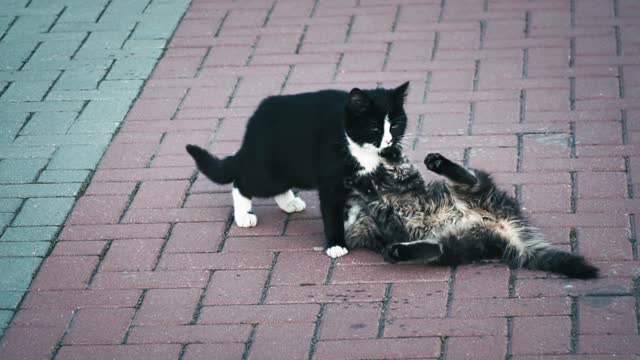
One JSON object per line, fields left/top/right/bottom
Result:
{"left": 424, "top": 153, "right": 446, "bottom": 173}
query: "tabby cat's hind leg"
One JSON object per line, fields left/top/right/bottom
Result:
{"left": 385, "top": 228, "right": 512, "bottom": 265}
{"left": 424, "top": 153, "right": 477, "bottom": 186}
{"left": 436, "top": 228, "right": 507, "bottom": 265}
{"left": 382, "top": 239, "right": 443, "bottom": 263}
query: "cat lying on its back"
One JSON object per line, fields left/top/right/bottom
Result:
{"left": 186, "top": 82, "right": 409, "bottom": 258}
{"left": 344, "top": 151, "right": 599, "bottom": 279}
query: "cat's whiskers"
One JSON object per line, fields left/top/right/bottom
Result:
{"left": 394, "top": 134, "right": 412, "bottom": 150}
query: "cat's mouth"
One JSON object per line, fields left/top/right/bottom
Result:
{"left": 377, "top": 141, "right": 394, "bottom": 153}
{"left": 346, "top": 135, "right": 394, "bottom": 156}
{"left": 362, "top": 143, "right": 390, "bottom": 154}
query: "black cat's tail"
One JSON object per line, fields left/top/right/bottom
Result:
{"left": 503, "top": 228, "right": 599, "bottom": 279}
{"left": 185, "top": 144, "right": 237, "bottom": 184}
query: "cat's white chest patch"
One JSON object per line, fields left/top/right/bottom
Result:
{"left": 347, "top": 138, "right": 381, "bottom": 174}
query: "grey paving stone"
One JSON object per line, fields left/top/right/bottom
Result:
{"left": 0, "top": 257, "right": 42, "bottom": 291}
{"left": 57, "top": 5, "right": 104, "bottom": 23}
{"left": 99, "top": 79, "right": 144, "bottom": 92}
{"left": 0, "top": 291, "right": 24, "bottom": 309}
{"left": 22, "top": 58, "right": 114, "bottom": 71}
{"left": 2, "top": 31, "right": 87, "bottom": 44}
{"left": 0, "top": 158, "right": 48, "bottom": 184}
{"left": 30, "top": 39, "right": 84, "bottom": 62}
{"left": 0, "top": 100, "right": 85, "bottom": 113}
{"left": 12, "top": 197, "right": 75, "bottom": 226}
{"left": 0, "top": 310, "right": 13, "bottom": 336}
{"left": 8, "top": 3, "right": 64, "bottom": 17}
{"left": 133, "top": 19, "right": 182, "bottom": 40}
{"left": 0, "top": 41, "right": 37, "bottom": 71}
{"left": 0, "top": 69, "right": 61, "bottom": 81}
{"left": 52, "top": 20, "right": 137, "bottom": 34}
{"left": 0, "top": 145, "right": 56, "bottom": 159}
{"left": 0, "top": 111, "right": 29, "bottom": 124}
{"left": 74, "top": 47, "right": 164, "bottom": 61}
{"left": 19, "top": 111, "right": 77, "bottom": 135}
{"left": 107, "top": 58, "right": 158, "bottom": 80}
{"left": 0, "top": 112, "right": 29, "bottom": 144}
{"left": 0, "top": 226, "right": 59, "bottom": 242}
{"left": 0, "top": 213, "right": 13, "bottom": 233}
{"left": 1, "top": 80, "right": 54, "bottom": 102}
{"left": 0, "top": 199, "right": 22, "bottom": 213}
{"left": 145, "top": 0, "right": 191, "bottom": 14}
{"left": 76, "top": 98, "right": 133, "bottom": 123}
{"left": 55, "top": 69, "right": 106, "bottom": 90}
{"left": 103, "top": 0, "right": 150, "bottom": 15}
{"left": 123, "top": 39, "right": 167, "bottom": 50}
{"left": 82, "top": 30, "right": 132, "bottom": 50}
{"left": 9, "top": 15, "right": 58, "bottom": 34}
{"left": 37, "top": 169, "right": 90, "bottom": 183}
{"left": 48, "top": 145, "right": 106, "bottom": 169}
{"left": 0, "top": 16, "right": 13, "bottom": 34}
{"left": 14, "top": 134, "right": 111, "bottom": 146}
{"left": 0, "top": 242, "right": 51, "bottom": 257}
{"left": 0, "top": 183, "right": 81, "bottom": 198}
{"left": 46, "top": 88, "right": 139, "bottom": 101}
{"left": 66, "top": 120, "right": 121, "bottom": 134}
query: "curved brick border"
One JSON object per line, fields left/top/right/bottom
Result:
{"left": 2, "top": 0, "right": 640, "bottom": 359}
{"left": 0, "top": 0, "right": 190, "bottom": 338}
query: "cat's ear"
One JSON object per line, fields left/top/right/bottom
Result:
{"left": 393, "top": 81, "right": 409, "bottom": 104}
{"left": 346, "top": 88, "right": 371, "bottom": 114}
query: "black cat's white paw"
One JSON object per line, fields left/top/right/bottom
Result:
{"left": 274, "top": 190, "right": 306, "bottom": 213}
{"left": 326, "top": 245, "right": 349, "bottom": 258}
{"left": 235, "top": 212, "right": 257, "bottom": 227}
{"left": 424, "top": 153, "right": 447, "bottom": 173}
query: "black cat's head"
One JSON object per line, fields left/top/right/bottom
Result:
{"left": 344, "top": 81, "right": 409, "bottom": 154}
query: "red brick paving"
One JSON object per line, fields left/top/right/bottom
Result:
{"left": 2, "top": 0, "right": 640, "bottom": 359}
{"left": 511, "top": 316, "right": 572, "bottom": 355}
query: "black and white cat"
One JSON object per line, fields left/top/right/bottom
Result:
{"left": 344, "top": 152, "right": 599, "bottom": 279}
{"left": 186, "top": 82, "right": 409, "bottom": 258}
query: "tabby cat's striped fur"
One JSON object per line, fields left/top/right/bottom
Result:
{"left": 344, "top": 152, "right": 598, "bottom": 279}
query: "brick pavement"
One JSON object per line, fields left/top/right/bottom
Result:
{"left": 2, "top": 0, "right": 640, "bottom": 359}
{"left": 0, "top": 0, "right": 190, "bottom": 337}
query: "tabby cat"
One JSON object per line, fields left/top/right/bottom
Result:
{"left": 344, "top": 151, "right": 599, "bottom": 279}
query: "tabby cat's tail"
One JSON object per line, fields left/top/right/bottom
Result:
{"left": 520, "top": 247, "right": 599, "bottom": 279}
{"left": 438, "top": 226, "right": 599, "bottom": 279}
{"left": 186, "top": 144, "right": 237, "bottom": 184}
{"left": 501, "top": 228, "right": 599, "bottom": 279}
